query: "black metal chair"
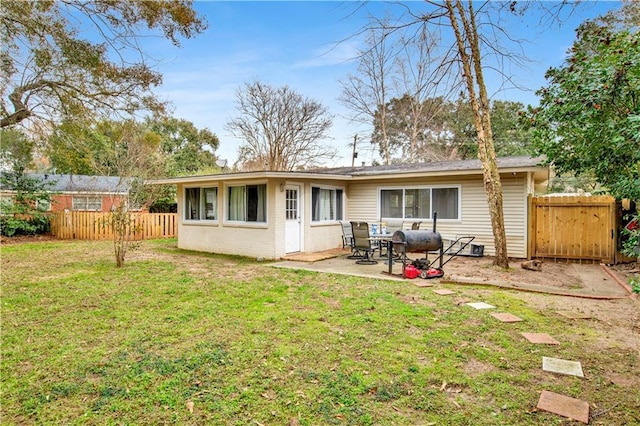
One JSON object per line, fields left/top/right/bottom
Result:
{"left": 411, "top": 221, "right": 422, "bottom": 230}
{"left": 350, "top": 221, "right": 377, "bottom": 265}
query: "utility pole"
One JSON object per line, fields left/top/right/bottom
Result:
{"left": 351, "top": 134, "right": 358, "bottom": 167}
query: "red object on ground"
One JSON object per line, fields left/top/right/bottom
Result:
{"left": 425, "top": 268, "right": 444, "bottom": 278}
{"left": 404, "top": 265, "right": 419, "bottom": 279}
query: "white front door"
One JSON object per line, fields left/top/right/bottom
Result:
{"left": 285, "top": 185, "right": 301, "bottom": 253}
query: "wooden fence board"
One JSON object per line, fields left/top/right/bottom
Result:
{"left": 528, "top": 195, "right": 616, "bottom": 263}
{"left": 50, "top": 212, "right": 177, "bottom": 241}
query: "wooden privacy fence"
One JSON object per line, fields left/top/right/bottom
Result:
{"left": 50, "top": 211, "right": 177, "bottom": 240}
{"left": 528, "top": 195, "right": 616, "bottom": 263}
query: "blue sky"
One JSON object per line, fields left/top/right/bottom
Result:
{"left": 146, "top": 1, "right": 621, "bottom": 167}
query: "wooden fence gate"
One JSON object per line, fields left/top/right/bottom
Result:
{"left": 50, "top": 211, "right": 177, "bottom": 241}
{"left": 528, "top": 195, "right": 616, "bottom": 263}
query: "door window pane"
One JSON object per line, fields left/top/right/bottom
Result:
{"left": 286, "top": 189, "right": 297, "bottom": 220}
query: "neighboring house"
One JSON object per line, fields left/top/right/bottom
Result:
{"left": 147, "top": 156, "right": 549, "bottom": 259}
{"left": 0, "top": 173, "right": 135, "bottom": 212}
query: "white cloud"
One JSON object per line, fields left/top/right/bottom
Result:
{"left": 293, "top": 40, "right": 360, "bottom": 69}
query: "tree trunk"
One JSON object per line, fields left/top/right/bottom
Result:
{"left": 445, "top": 0, "right": 509, "bottom": 268}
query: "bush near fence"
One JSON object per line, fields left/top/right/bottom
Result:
{"left": 50, "top": 211, "right": 177, "bottom": 240}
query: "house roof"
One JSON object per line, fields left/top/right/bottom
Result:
{"left": 310, "top": 156, "right": 546, "bottom": 176}
{"left": 147, "top": 156, "right": 548, "bottom": 185}
{"left": 0, "top": 173, "right": 133, "bottom": 194}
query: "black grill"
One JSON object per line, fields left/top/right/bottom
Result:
{"left": 392, "top": 230, "right": 442, "bottom": 253}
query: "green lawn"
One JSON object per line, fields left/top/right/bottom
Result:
{"left": 2, "top": 239, "right": 638, "bottom": 425}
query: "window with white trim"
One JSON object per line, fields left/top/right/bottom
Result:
{"left": 380, "top": 186, "right": 459, "bottom": 220}
{"left": 184, "top": 186, "right": 218, "bottom": 221}
{"left": 311, "top": 187, "right": 343, "bottom": 222}
{"left": 72, "top": 195, "right": 102, "bottom": 211}
{"left": 227, "top": 184, "right": 266, "bottom": 222}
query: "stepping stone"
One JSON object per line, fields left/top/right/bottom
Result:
{"left": 491, "top": 312, "right": 523, "bottom": 323}
{"left": 536, "top": 390, "right": 589, "bottom": 424}
{"left": 414, "top": 281, "right": 434, "bottom": 288}
{"left": 433, "top": 289, "right": 455, "bottom": 295}
{"left": 542, "top": 356, "right": 584, "bottom": 378}
{"left": 556, "top": 310, "right": 592, "bottom": 320}
{"left": 520, "top": 332, "right": 560, "bottom": 345}
{"left": 466, "top": 302, "right": 495, "bottom": 310}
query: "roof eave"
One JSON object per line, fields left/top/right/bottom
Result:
{"left": 145, "top": 171, "right": 352, "bottom": 185}
{"left": 347, "top": 165, "right": 548, "bottom": 181}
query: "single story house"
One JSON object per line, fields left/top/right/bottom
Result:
{"left": 147, "top": 156, "right": 549, "bottom": 259}
{"left": 0, "top": 173, "right": 134, "bottom": 212}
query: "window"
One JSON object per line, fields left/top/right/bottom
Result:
{"left": 184, "top": 186, "right": 218, "bottom": 221}
{"left": 72, "top": 195, "right": 102, "bottom": 211}
{"left": 380, "top": 186, "right": 459, "bottom": 220}
{"left": 312, "top": 187, "right": 343, "bottom": 222}
{"left": 432, "top": 188, "right": 459, "bottom": 220}
{"left": 227, "top": 184, "right": 266, "bottom": 222}
{"left": 404, "top": 188, "right": 430, "bottom": 219}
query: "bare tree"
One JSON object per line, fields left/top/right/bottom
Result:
{"left": 339, "top": 24, "right": 397, "bottom": 165}
{"left": 226, "top": 81, "right": 336, "bottom": 171}
{"left": 102, "top": 122, "right": 168, "bottom": 267}
{"left": 344, "top": 0, "right": 573, "bottom": 268}
{"left": 390, "top": 26, "right": 459, "bottom": 161}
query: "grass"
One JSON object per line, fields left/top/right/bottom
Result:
{"left": 1, "top": 239, "right": 639, "bottom": 425}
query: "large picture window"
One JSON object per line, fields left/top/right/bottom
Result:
{"left": 380, "top": 186, "right": 459, "bottom": 220}
{"left": 227, "top": 184, "right": 266, "bottom": 222}
{"left": 312, "top": 187, "right": 343, "bottom": 222}
{"left": 185, "top": 186, "right": 218, "bottom": 221}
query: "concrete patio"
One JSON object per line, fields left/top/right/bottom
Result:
{"left": 272, "top": 248, "right": 632, "bottom": 299}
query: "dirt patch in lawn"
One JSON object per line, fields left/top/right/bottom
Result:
{"left": 441, "top": 256, "right": 584, "bottom": 288}
{"left": 0, "top": 234, "right": 61, "bottom": 245}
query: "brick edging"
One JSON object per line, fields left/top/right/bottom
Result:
{"left": 600, "top": 263, "right": 634, "bottom": 296}
{"left": 441, "top": 278, "right": 627, "bottom": 300}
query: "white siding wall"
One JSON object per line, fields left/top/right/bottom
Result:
{"left": 346, "top": 173, "right": 530, "bottom": 258}
{"left": 174, "top": 172, "right": 532, "bottom": 259}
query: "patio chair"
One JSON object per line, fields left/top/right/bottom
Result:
{"left": 350, "top": 221, "right": 378, "bottom": 265}
{"left": 339, "top": 220, "right": 354, "bottom": 249}
{"left": 340, "top": 220, "right": 363, "bottom": 259}
{"left": 411, "top": 221, "right": 422, "bottom": 230}
{"left": 385, "top": 219, "right": 404, "bottom": 234}
{"left": 382, "top": 219, "right": 404, "bottom": 261}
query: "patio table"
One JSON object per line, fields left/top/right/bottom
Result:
{"left": 368, "top": 234, "right": 393, "bottom": 258}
